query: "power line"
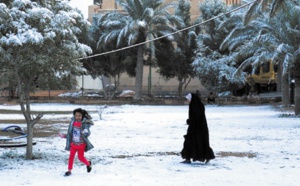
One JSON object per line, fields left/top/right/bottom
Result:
{"left": 79, "top": 0, "right": 256, "bottom": 60}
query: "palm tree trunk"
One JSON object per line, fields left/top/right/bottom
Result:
{"left": 281, "top": 74, "right": 289, "bottom": 107}
{"left": 294, "top": 75, "right": 300, "bottom": 115}
{"left": 277, "top": 63, "right": 282, "bottom": 92}
{"left": 133, "top": 45, "right": 144, "bottom": 100}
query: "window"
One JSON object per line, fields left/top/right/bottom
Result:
{"left": 225, "top": 0, "right": 241, "bottom": 5}
{"left": 94, "top": 0, "right": 102, "bottom": 4}
{"left": 262, "top": 62, "right": 270, "bottom": 73}
{"left": 94, "top": 0, "right": 102, "bottom": 8}
{"left": 273, "top": 64, "right": 278, "bottom": 73}
{"left": 254, "top": 66, "right": 260, "bottom": 75}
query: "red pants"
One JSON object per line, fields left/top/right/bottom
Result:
{"left": 68, "top": 143, "right": 90, "bottom": 170}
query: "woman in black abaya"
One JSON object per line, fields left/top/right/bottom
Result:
{"left": 181, "top": 93, "right": 215, "bottom": 164}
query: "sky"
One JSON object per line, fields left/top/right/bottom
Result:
{"left": 69, "top": 0, "right": 93, "bottom": 19}
{"left": 0, "top": 103, "right": 299, "bottom": 186}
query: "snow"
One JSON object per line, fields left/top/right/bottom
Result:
{"left": 0, "top": 103, "right": 299, "bottom": 186}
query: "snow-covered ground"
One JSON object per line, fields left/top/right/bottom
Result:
{"left": 0, "top": 103, "right": 299, "bottom": 186}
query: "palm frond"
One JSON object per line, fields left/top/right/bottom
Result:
{"left": 220, "top": 26, "right": 256, "bottom": 52}
{"left": 117, "top": 24, "right": 133, "bottom": 47}
{"left": 282, "top": 53, "right": 294, "bottom": 74}
{"left": 188, "top": 31, "right": 197, "bottom": 48}
{"left": 97, "top": 0, "right": 182, "bottom": 53}
{"left": 217, "top": 13, "right": 243, "bottom": 31}
{"left": 253, "top": 33, "right": 279, "bottom": 49}
{"left": 255, "top": 51, "right": 272, "bottom": 66}
{"left": 128, "top": 31, "right": 140, "bottom": 45}
{"left": 141, "top": 7, "right": 154, "bottom": 21}
{"left": 116, "top": 0, "right": 140, "bottom": 19}
{"left": 272, "top": 43, "right": 292, "bottom": 65}
{"left": 132, "top": 0, "right": 144, "bottom": 18}
{"left": 249, "top": 19, "right": 273, "bottom": 31}
{"left": 276, "top": 43, "right": 292, "bottom": 53}
{"left": 243, "top": 0, "right": 262, "bottom": 25}
{"left": 259, "top": 0, "right": 270, "bottom": 12}
{"left": 164, "top": 14, "right": 185, "bottom": 28}
{"left": 233, "top": 57, "right": 255, "bottom": 77}
{"left": 103, "top": 32, "right": 117, "bottom": 45}
{"left": 269, "top": 0, "right": 286, "bottom": 17}
{"left": 236, "top": 45, "right": 258, "bottom": 60}
{"left": 156, "top": 1, "right": 178, "bottom": 13}
{"left": 151, "top": 15, "right": 168, "bottom": 25}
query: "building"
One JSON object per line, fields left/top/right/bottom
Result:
{"left": 89, "top": 0, "right": 242, "bottom": 22}
{"left": 75, "top": 75, "right": 103, "bottom": 90}
{"left": 87, "top": 0, "right": 241, "bottom": 96}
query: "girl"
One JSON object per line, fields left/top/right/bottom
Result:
{"left": 64, "top": 108, "right": 94, "bottom": 176}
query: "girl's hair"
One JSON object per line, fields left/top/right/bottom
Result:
{"left": 73, "top": 108, "right": 92, "bottom": 119}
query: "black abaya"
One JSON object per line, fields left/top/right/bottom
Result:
{"left": 181, "top": 93, "right": 215, "bottom": 162}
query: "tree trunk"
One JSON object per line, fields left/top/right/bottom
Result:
{"left": 281, "top": 74, "right": 289, "bottom": 107}
{"left": 25, "top": 112, "right": 43, "bottom": 159}
{"left": 116, "top": 74, "right": 120, "bottom": 90}
{"left": 133, "top": 45, "right": 144, "bottom": 100}
{"left": 13, "top": 55, "right": 43, "bottom": 159}
{"left": 177, "top": 76, "right": 192, "bottom": 98}
{"left": 15, "top": 78, "right": 35, "bottom": 160}
{"left": 183, "top": 77, "right": 192, "bottom": 94}
{"left": 147, "top": 64, "right": 152, "bottom": 97}
{"left": 178, "top": 80, "right": 184, "bottom": 98}
{"left": 277, "top": 63, "right": 282, "bottom": 92}
{"left": 294, "top": 75, "right": 300, "bottom": 115}
{"left": 26, "top": 122, "right": 34, "bottom": 159}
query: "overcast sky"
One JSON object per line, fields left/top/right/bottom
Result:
{"left": 69, "top": 0, "right": 93, "bottom": 19}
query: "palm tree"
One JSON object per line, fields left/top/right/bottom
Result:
{"left": 242, "top": 0, "right": 300, "bottom": 114}
{"left": 193, "top": 0, "right": 241, "bottom": 93}
{"left": 220, "top": 15, "right": 283, "bottom": 95}
{"left": 98, "top": 0, "right": 183, "bottom": 100}
{"left": 155, "top": 0, "right": 197, "bottom": 97}
{"left": 88, "top": 13, "right": 137, "bottom": 99}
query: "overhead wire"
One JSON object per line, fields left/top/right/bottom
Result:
{"left": 78, "top": 0, "right": 256, "bottom": 60}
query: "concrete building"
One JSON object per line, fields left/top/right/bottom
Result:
{"left": 87, "top": 0, "right": 241, "bottom": 96}
{"left": 76, "top": 75, "right": 103, "bottom": 90}
{"left": 89, "top": 0, "right": 242, "bottom": 22}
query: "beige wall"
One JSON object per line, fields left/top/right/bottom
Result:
{"left": 118, "top": 66, "right": 207, "bottom": 94}
{"left": 164, "top": 0, "right": 204, "bottom": 21}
